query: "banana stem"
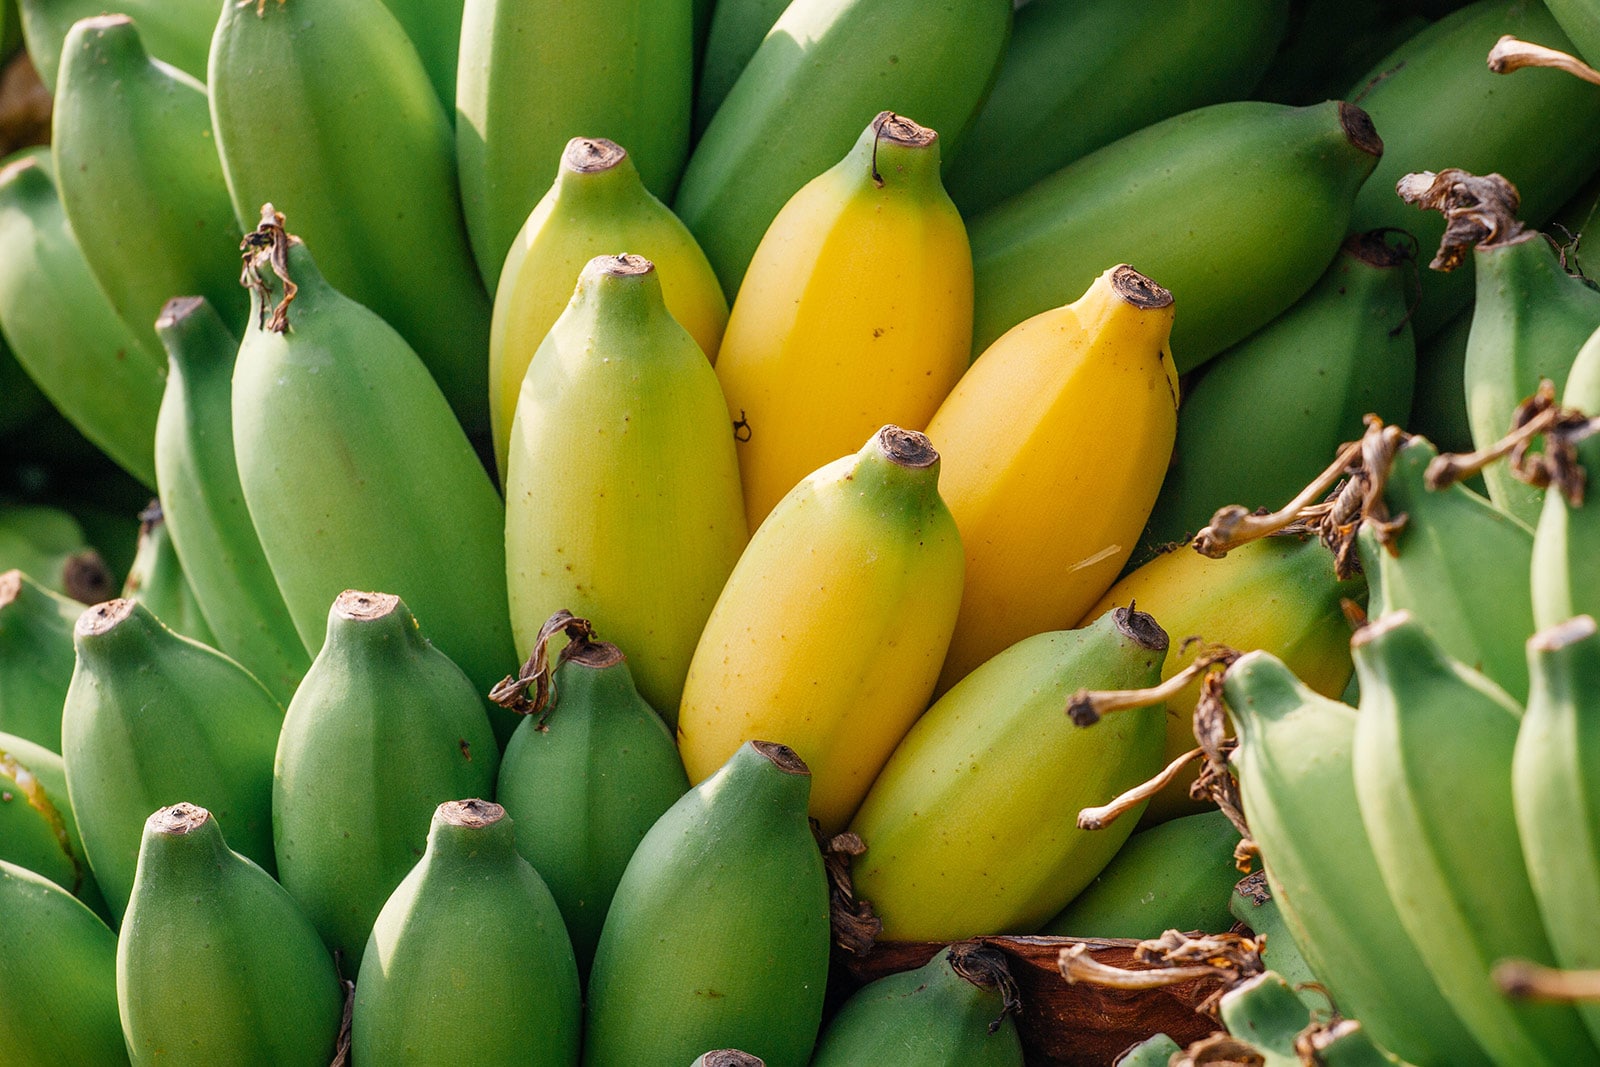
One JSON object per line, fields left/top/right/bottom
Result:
{"left": 1067, "top": 649, "right": 1238, "bottom": 727}
{"left": 1077, "top": 746, "right": 1204, "bottom": 831}
{"left": 1488, "top": 35, "right": 1600, "bottom": 86}
{"left": 1060, "top": 930, "right": 1263, "bottom": 996}
{"left": 814, "top": 827, "right": 880, "bottom": 956}
{"left": 487, "top": 609, "right": 603, "bottom": 725}
{"left": 1427, "top": 380, "right": 1600, "bottom": 505}
{"left": 1193, "top": 438, "right": 1363, "bottom": 557}
{"left": 1058, "top": 945, "right": 1221, "bottom": 990}
{"left": 1496, "top": 959, "right": 1600, "bottom": 1001}
{"left": 239, "top": 203, "right": 297, "bottom": 332}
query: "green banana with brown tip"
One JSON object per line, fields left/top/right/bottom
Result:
{"left": 0, "top": 505, "right": 114, "bottom": 606}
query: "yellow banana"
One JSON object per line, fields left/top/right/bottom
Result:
{"left": 714, "top": 111, "right": 972, "bottom": 531}
{"left": 1081, "top": 535, "right": 1359, "bottom": 823}
{"left": 489, "top": 137, "right": 727, "bottom": 478}
{"left": 676, "top": 426, "right": 964, "bottom": 833}
{"left": 924, "top": 264, "right": 1178, "bottom": 692}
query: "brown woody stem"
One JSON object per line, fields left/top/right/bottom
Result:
{"left": 1067, "top": 649, "right": 1239, "bottom": 728}
{"left": 487, "top": 610, "right": 601, "bottom": 726}
{"left": 1496, "top": 959, "right": 1600, "bottom": 1001}
{"left": 1058, "top": 945, "right": 1222, "bottom": 991}
{"left": 1488, "top": 34, "right": 1600, "bottom": 85}
{"left": 1078, "top": 747, "right": 1205, "bottom": 831}
{"left": 1193, "top": 438, "right": 1363, "bottom": 558}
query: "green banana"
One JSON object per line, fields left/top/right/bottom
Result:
{"left": 693, "top": 0, "right": 788, "bottom": 136}
{"left": 943, "top": 0, "right": 1290, "bottom": 215}
{"left": 495, "top": 613, "right": 689, "bottom": 973}
{"left": 1041, "top": 809, "right": 1241, "bottom": 940}
{"left": 504, "top": 254, "right": 745, "bottom": 716}
{"left": 1531, "top": 325, "right": 1600, "bottom": 628}
{"left": 273, "top": 590, "right": 500, "bottom": 971}
{"left": 353, "top": 799, "right": 581, "bottom": 1066}
{"left": 0, "top": 504, "right": 113, "bottom": 604}
{"left": 379, "top": 0, "right": 462, "bottom": 112}
{"left": 0, "top": 859, "right": 127, "bottom": 1067}
{"left": 1351, "top": 610, "right": 1597, "bottom": 1065}
{"left": 1117, "top": 1034, "right": 1183, "bottom": 1067}
{"left": 0, "top": 0, "right": 18, "bottom": 59}
{"left": 969, "top": 100, "right": 1382, "bottom": 371}
{"left": 228, "top": 213, "right": 515, "bottom": 722}
{"left": 1546, "top": 0, "right": 1600, "bottom": 66}
{"left": 1221, "top": 650, "right": 1489, "bottom": 1066}
{"left": 0, "top": 152, "right": 165, "bottom": 489}
{"left": 210, "top": 0, "right": 492, "bottom": 432}
{"left": 1227, "top": 885, "right": 1322, "bottom": 1011}
{"left": 1217, "top": 972, "right": 1313, "bottom": 1065}
{"left": 52, "top": 16, "right": 246, "bottom": 358}
{"left": 457, "top": 0, "right": 694, "bottom": 288}
{"left": 62, "top": 598, "right": 282, "bottom": 922}
{"left": 18, "top": 0, "right": 214, "bottom": 91}
{"left": 153, "top": 296, "right": 309, "bottom": 705}
{"left": 1253, "top": 1, "right": 1430, "bottom": 106}
{"left": 848, "top": 608, "right": 1167, "bottom": 941}
{"left": 1408, "top": 303, "right": 1475, "bottom": 456}
{"left": 1143, "top": 231, "right": 1416, "bottom": 550}
{"left": 809, "top": 944, "right": 1024, "bottom": 1066}
{"left": 0, "top": 569, "right": 76, "bottom": 749}
{"left": 1309, "top": 1021, "right": 1418, "bottom": 1067}
{"left": 674, "top": 0, "right": 1012, "bottom": 297}
{"left": 583, "top": 741, "right": 829, "bottom": 1067}
{"left": 121, "top": 502, "right": 215, "bottom": 647}
{"left": 117, "top": 803, "right": 343, "bottom": 1065}
{"left": 488, "top": 137, "right": 728, "bottom": 475}
{"left": 1513, "top": 615, "right": 1600, "bottom": 1048}
{"left": 1346, "top": 0, "right": 1600, "bottom": 340}
{"left": 0, "top": 728, "right": 112, "bottom": 920}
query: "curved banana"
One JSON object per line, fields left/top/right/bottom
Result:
{"left": 489, "top": 137, "right": 727, "bottom": 476}
{"left": 62, "top": 598, "right": 282, "bottom": 922}
{"left": 210, "top": 0, "right": 492, "bottom": 432}
{"left": 117, "top": 803, "right": 343, "bottom": 1065}
{"left": 674, "top": 0, "right": 1011, "bottom": 296}
{"left": 52, "top": 16, "right": 246, "bottom": 356}
{"left": 121, "top": 502, "right": 215, "bottom": 648}
{"left": 457, "top": 0, "right": 694, "bottom": 288}
{"left": 847, "top": 607, "right": 1167, "bottom": 941}
{"left": 969, "top": 100, "right": 1381, "bottom": 370}
{"left": 694, "top": 0, "right": 788, "bottom": 136}
{"left": 676, "top": 425, "right": 964, "bottom": 833}
{"left": 583, "top": 741, "right": 829, "bottom": 1067}
{"left": 0, "top": 568, "right": 79, "bottom": 749}
{"left": 943, "top": 0, "right": 1290, "bottom": 215}
{"left": 273, "top": 591, "right": 499, "bottom": 971}
{"left": 1352, "top": 611, "right": 1597, "bottom": 1065}
{"left": 154, "top": 296, "right": 308, "bottom": 704}
{"left": 716, "top": 111, "right": 971, "bottom": 531}
{"left": 1546, "top": 0, "right": 1600, "bottom": 66}
{"left": 927, "top": 264, "right": 1177, "bottom": 692}
{"left": 505, "top": 254, "right": 745, "bottom": 715}
{"left": 352, "top": 800, "right": 582, "bottom": 1066}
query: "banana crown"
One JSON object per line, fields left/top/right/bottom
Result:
{"left": 697, "top": 740, "right": 812, "bottom": 819}
{"left": 561, "top": 252, "right": 672, "bottom": 333}
{"left": 61, "top": 13, "right": 155, "bottom": 71}
{"left": 1526, "top": 614, "right": 1600, "bottom": 701}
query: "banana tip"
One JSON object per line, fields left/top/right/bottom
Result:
{"left": 76, "top": 597, "right": 136, "bottom": 637}
{"left": 751, "top": 740, "right": 810, "bottom": 776}
{"left": 874, "top": 425, "right": 939, "bottom": 469}
{"left": 563, "top": 137, "right": 627, "bottom": 173}
{"left": 1109, "top": 266, "right": 1172, "bottom": 310}
{"left": 148, "top": 802, "right": 212, "bottom": 835}
{"left": 437, "top": 799, "right": 505, "bottom": 828}
{"left": 1337, "top": 102, "right": 1383, "bottom": 158}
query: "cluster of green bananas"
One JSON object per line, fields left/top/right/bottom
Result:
{"left": 8, "top": 0, "right": 1600, "bottom": 1063}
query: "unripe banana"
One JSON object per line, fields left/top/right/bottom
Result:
{"left": 1041, "top": 809, "right": 1241, "bottom": 940}
{"left": 379, "top": 0, "right": 461, "bottom": 112}
{"left": 1352, "top": 611, "right": 1597, "bottom": 1065}
{"left": 1117, "top": 1034, "right": 1182, "bottom": 1066}
{"left": 694, "top": 0, "right": 787, "bottom": 136}
{"left": 0, "top": 728, "right": 112, "bottom": 920}
{"left": 1547, "top": 0, "right": 1600, "bottom": 66}
{"left": 0, "top": 859, "right": 127, "bottom": 1067}
{"left": 1218, "top": 972, "right": 1314, "bottom": 1063}
{"left": 1513, "top": 615, "right": 1600, "bottom": 1049}
{"left": 1531, "top": 326, "right": 1600, "bottom": 628}
{"left": 810, "top": 943, "right": 1024, "bottom": 1066}
{"left": 488, "top": 138, "right": 727, "bottom": 476}
{"left": 62, "top": 598, "right": 281, "bottom": 922}
{"left": 1227, "top": 888, "right": 1320, "bottom": 1010}
{"left": 495, "top": 616, "right": 689, "bottom": 973}
{"left": 674, "top": 0, "right": 1011, "bottom": 296}
{"left": 676, "top": 425, "right": 963, "bottom": 833}
{"left": 1346, "top": 0, "right": 1600, "bottom": 340}
{"left": 927, "top": 264, "right": 1177, "bottom": 692}
{"left": 117, "top": 803, "right": 343, "bottom": 1065}
{"left": 969, "top": 100, "right": 1381, "bottom": 370}
{"left": 1253, "top": 2, "right": 1428, "bottom": 106}
{"left": 273, "top": 591, "right": 499, "bottom": 971}
{"left": 1222, "top": 650, "right": 1490, "bottom": 1066}
{"left": 583, "top": 741, "right": 829, "bottom": 1067}
{"left": 210, "top": 0, "right": 492, "bottom": 431}
{"left": 353, "top": 799, "right": 581, "bottom": 1066}
{"left": 229, "top": 213, "right": 515, "bottom": 726}
{"left": 0, "top": 505, "right": 114, "bottom": 606}
{"left": 848, "top": 607, "right": 1167, "bottom": 941}
{"left": 457, "top": 0, "right": 693, "bottom": 288}
{"left": 1143, "top": 232, "right": 1416, "bottom": 552}
{"left": 943, "top": 0, "right": 1290, "bottom": 215}
{"left": 0, "top": 153, "right": 164, "bottom": 489}
{"left": 18, "top": 0, "right": 213, "bottom": 91}
{"left": 1409, "top": 304, "right": 1475, "bottom": 456}
{"left": 52, "top": 16, "right": 246, "bottom": 357}
{"left": 505, "top": 254, "right": 745, "bottom": 715}
{"left": 121, "top": 502, "right": 215, "bottom": 647}
{"left": 715, "top": 112, "right": 972, "bottom": 531}
{"left": 0, "top": 568, "right": 78, "bottom": 749}
{"left": 1309, "top": 1020, "right": 1418, "bottom": 1067}
{"left": 690, "top": 1054, "right": 765, "bottom": 1067}
{"left": 154, "top": 296, "right": 308, "bottom": 705}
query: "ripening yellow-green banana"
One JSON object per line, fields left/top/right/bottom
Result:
{"left": 505, "top": 254, "right": 746, "bottom": 717}
{"left": 847, "top": 606, "right": 1167, "bottom": 941}
{"left": 488, "top": 137, "right": 727, "bottom": 477}
{"left": 715, "top": 111, "right": 972, "bottom": 532}
{"left": 676, "top": 426, "right": 964, "bottom": 833}
{"left": 1080, "top": 535, "right": 1360, "bottom": 823}
{"left": 925, "top": 264, "right": 1178, "bottom": 694}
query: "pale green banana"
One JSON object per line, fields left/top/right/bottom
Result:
{"left": 1409, "top": 304, "right": 1475, "bottom": 456}
{"left": 0, "top": 568, "right": 78, "bottom": 749}
{"left": 1227, "top": 885, "right": 1322, "bottom": 1012}
{"left": 1117, "top": 1034, "right": 1183, "bottom": 1066}
{"left": 19, "top": 0, "right": 213, "bottom": 91}
{"left": 0, "top": 728, "right": 111, "bottom": 920}
{"left": 1217, "top": 972, "right": 1314, "bottom": 1065}
{"left": 380, "top": 0, "right": 462, "bottom": 112}
{"left": 1531, "top": 325, "right": 1600, "bottom": 628}
{"left": 121, "top": 502, "right": 214, "bottom": 647}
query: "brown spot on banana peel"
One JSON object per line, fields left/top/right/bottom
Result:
{"left": 0, "top": 748, "right": 87, "bottom": 893}
{"left": 1396, "top": 169, "right": 1524, "bottom": 271}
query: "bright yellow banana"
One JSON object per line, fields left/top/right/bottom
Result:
{"left": 714, "top": 111, "right": 972, "bottom": 531}
{"left": 676, "top": 426, "right": 964, "bottom": 834}
{"left": 925, "top": 264, "right": 1178, "bottom": 692}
